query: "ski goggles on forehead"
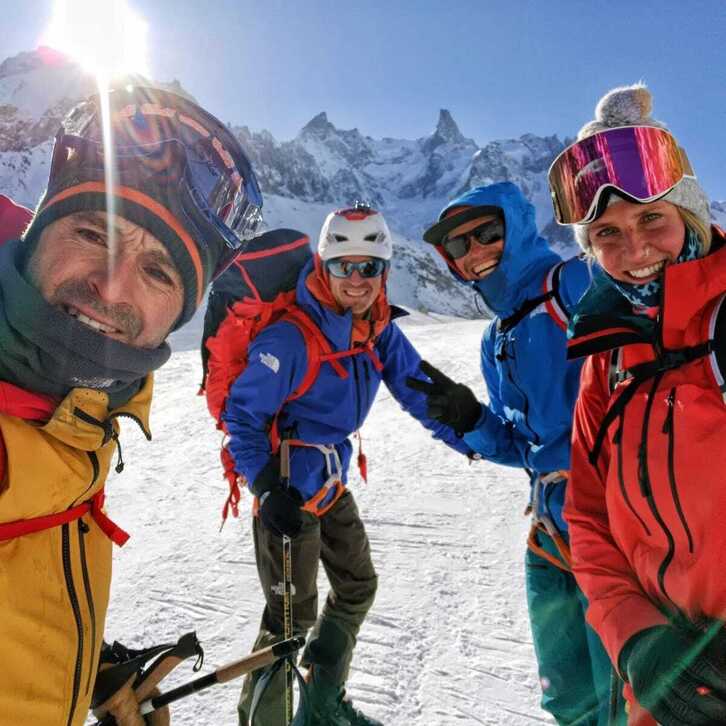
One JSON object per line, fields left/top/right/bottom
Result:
{"left": 548, "top": 126, "right": 695, "bottom": 225}
{"left": 441, "top": 218, "right": 505, "bottom": 260}
{"left": 325, "top": 258, "right": 388, "bottom": 279}
{"left": 56, "top": 90, "right": 263, "bottom": 269}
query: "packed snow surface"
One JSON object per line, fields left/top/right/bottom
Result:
{"left": 97, "top": 315, "right": 552, "bottom": 725}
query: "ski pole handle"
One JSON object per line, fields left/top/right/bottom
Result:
{"left": 93, "top": 637, "right": 305, "bottom": 724}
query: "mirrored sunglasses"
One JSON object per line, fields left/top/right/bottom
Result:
{"left": 325, "top": 258, "right": 388, "bottom": 279}
{"left": 442, "top": 218, "right": 505, "bottom": 260}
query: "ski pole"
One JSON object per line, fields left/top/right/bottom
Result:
{"left": 280, "top": 436, "right": 295, "bottom": 725}
{"left": 92, "top": 637, "right": 305, "bottom": 725}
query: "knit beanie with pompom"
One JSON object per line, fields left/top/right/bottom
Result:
{"left": 573, "top": 83, "right": 711, "bottom": 252}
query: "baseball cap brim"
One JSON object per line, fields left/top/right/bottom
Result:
{"left": 422, "top": 205, "right": 502, "bottom": 246}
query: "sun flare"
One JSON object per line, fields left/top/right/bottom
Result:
{"left": 41, "top": 0, "right": 150, "bottom": 81}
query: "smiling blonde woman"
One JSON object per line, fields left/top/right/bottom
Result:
{"left": 552, "top": 84, "right": 726, "bottom": 726}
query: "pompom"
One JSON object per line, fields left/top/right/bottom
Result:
{"left": 577, "top": 82, "right": 667, "bottom": 139}
{"left": 596, "top": 83, "right": 652, "bottom": 125}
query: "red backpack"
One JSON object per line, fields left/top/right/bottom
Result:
{"left": 200, "top": 229, "right": 379, "bottom": 522}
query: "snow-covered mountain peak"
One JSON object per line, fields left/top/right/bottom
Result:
{"left": 0, "top": 47, "right": 95, "bottom": 123}
{"left": 420, "top": 109, "right": 475, "bottom": 157}
{"left": 0, "top": 47, "right": 72, "bottom": 81}
{"left": 299, "top": 111, "right": 335, "bottom": 138}
{"left": 0, "top": 46, "right": 581, "bottom": 321}
{"left": 712, "top": 200, "right": 726, "bottom": 228}
{"left": 434, "top": 108, "right": 468, "bottom": 145}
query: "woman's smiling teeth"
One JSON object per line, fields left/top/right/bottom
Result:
{"left": 65, "top": 305, "right": 119, "bottom": 335}
{"left": 628, "top": 260, "right": 666, "bottom": 279}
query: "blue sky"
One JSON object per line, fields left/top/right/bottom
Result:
{"left": 4, "top": 0, "right": 726, "bottom": 199}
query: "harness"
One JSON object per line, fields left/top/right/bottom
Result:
{"left": 526, "top": 470, "right": 573, "bottom": 572}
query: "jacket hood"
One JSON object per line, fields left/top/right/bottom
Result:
{"left": 435, "top": 182, "right": 561, "bottom": 315}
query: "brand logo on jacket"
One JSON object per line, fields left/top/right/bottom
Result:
{"left": 259, "top": 352, "right": 280, "bottom": 373}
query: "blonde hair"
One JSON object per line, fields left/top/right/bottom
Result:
{"left": 678, "top": 207, "right": 712, "bottom": 256}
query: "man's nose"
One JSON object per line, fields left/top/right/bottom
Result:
{"left": 87, "top": 254, "right": 136, "bottom": 303}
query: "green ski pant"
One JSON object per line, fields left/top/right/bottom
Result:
{"left": 526, "top": 531, "right": 619, "bottom": 726}
{"left": 238, "top": 489, "right": 377, "bottom": 726}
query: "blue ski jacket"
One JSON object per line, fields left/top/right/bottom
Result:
{"left": 433, "top": 183, "right": 594, "bottom": 534}
{"left": 223, "top": 258, "right": 472, "bottom": 503}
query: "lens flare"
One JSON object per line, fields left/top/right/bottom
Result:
{"left": 41, "top": 0, "right": 150, "bottom": 80}
{"left": 42, "top": 0, "right": 150, "bottom": 269}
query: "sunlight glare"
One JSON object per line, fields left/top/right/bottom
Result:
{"left": 41, "top": 0, "right": 151, "bottom": 271}
{"left": 41, "top": 0, "right": 150, "bottom": 81}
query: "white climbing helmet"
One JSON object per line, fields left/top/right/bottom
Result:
{"left": 318, "top": 203, "right": 393, "bottom": 261}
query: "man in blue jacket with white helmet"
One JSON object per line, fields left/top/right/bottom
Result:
{"left": 408, "top": 182, "right": 614, "bottom": 725}
{"left": 224, "top": 204, "right": 473, "bottom": 726}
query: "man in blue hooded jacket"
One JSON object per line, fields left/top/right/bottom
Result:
{"left": 408, "top": 182, "right": 614, "bottom": 725}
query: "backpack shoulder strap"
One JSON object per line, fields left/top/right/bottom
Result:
{"left": 280, "top": 307, "right": 348, "bottom": 402}
{"left": 708, "top": 292, "right": 726, "bottom": 402}
{"left": 498, "top": 262, "right": 566, "bottom": 335}
{"left": 543, "top": 261, "right": 571, "bottom": 332}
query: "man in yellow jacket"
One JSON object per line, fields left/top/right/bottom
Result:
{"left": 0, "top": 82, "right": 263, "bottom": 725}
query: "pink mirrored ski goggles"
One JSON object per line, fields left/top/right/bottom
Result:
{"left": 548, "top": 125, "right": 696, "bottom": 225}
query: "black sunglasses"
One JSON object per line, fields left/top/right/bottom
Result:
{"left": 326, "top": 258, "right": 388, "bottom": 279}
{"left": 442, "top": 218, "right": 505, "bottom": 260}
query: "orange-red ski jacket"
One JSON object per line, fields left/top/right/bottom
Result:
{"left": 566, "top": 228, "right": 726, "bottom": 674}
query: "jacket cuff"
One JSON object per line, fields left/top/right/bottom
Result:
{"left": 597, "top": 595, "right": 669, "bottom": 676}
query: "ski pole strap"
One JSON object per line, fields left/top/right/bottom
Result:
{"left": 93, "top": 638, "right": 305, "bottom": 726}
{"left": 0, "top": 489, "right": 129, "bottom": 546}
{"left": 249, "top": 655, "right": 312, "bottom": 726}
{"left": 92, "top": 632, "right": 203, "bottom": 712}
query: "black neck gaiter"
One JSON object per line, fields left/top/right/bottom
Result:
{"left": 0, "top": 240, "right": 170, "bottom": 409}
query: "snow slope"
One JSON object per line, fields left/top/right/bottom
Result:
{"left": 97, "top": 315, "right": 550, "bottom": 726}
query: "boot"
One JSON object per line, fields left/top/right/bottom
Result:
{"left": 307, "top": 668, "right": 383, "bottom": 726}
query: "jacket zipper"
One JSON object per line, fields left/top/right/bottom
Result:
{"left": 71, "top": 450, "right": 100, "bottom": 508}
{"left": 352, "top": 356, "right": 362, "bottom": 428}
{"left": 62, "top": 523, "right": 83, "bottom": 726}
{"left": 503, "top": 334, "right": 536, "bottom": 442}
{"left": 662, "top": 387, "right": 694, "bottom": 553}
{"left": 78, "top": 517, "right": 97, "bottom": 695}
{"left": 637, "top": 373, "right": 679, "bottom": 611}
{"left": 361, "top": 357, "right": 370, "bottom": 423}
{"left": 614, "top": 414, "right": 651, "bottom": 537}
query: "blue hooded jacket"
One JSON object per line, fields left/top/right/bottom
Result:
{"left": 432, "top": 183, "right": 594, "bottom": 533}
{"left": 222, "top": 257, "right": 471, "bottom": 503}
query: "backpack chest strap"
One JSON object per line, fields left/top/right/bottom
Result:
{"left": 0, "top": 489, "right": 129, "bottom": 546}
{"left": 590, "top": 341, "right": 714, "bottom": 467}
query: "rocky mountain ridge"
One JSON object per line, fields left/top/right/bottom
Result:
{"left": 2, "top": 48, "right": 724, "bottom": 318}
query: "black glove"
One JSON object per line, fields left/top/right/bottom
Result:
{"left": 622, "top": 624, "right": 726, "bottom": 725}
{"left": 406, "top": 360, "right": 482, "bottom": 435}
{"left": 252, "top": 456, "right": 304, "bottom": 538}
